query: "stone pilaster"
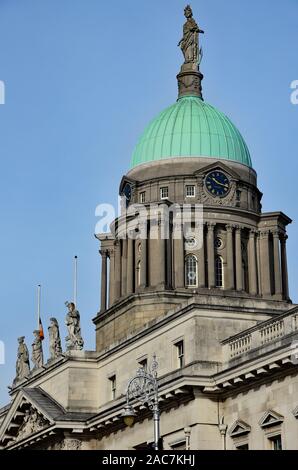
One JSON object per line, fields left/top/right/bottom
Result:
{"left": 126, "top": 238, "right": 134, "bottom": 295}
{"left": 140, "top": 238, "right": 147, "bottom": 289}
{"left": 225, "top": 224, "right": 234, "bottom": 290}
{"left": 272, "top": 230, "right": 282, "bottom": 296}
{"left": 114, "top": 241, "right": 121, "bottom": 301}
{"left": 259, "top": 229, "right": 271, "bottom": 296}
{"left": 121, "top": 239, "right": 127, "bottom": 297}
{"left": 248, "top": 229, "right": 258, "bottom": 295}
{"left": 173, "top": 221, "right": 185, "bottom": 289}
{"left": 100, "top": 249, "right": 108, "bottom": 311}
{"left": 108, "top": 248, "right": 115, "bottom": 306}
{"left": 207, "top": 222, "right": 215, "bottom": 288}
{"left": 198, "top": 227, "right": 205, "bottom": 288}
{"left": 235, "top": 225, "right": 243, "bottom": 291}
{"left": 280, "top": 234, "right": 289, "bottom": 300}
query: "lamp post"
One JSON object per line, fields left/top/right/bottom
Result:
{"left": 122, "top": 355, "right": 160, "bottom": 450}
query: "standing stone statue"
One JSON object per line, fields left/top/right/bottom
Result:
{"left": 65, "top": 301, "right": 84, "bottom": 351}
{"left": 48, "top": 317, "right": 62, "bottom": 360}
{"left": 13, "top": 336, "right": 30, "bottom": 384}
{"left": 31, "top": 330, "right": 44, "bottom": 369}
{"left": 178, "top": 5, "right": 204, "bottom": 66}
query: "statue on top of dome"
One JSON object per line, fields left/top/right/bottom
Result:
{"left": 178, "top": 5, "right": 204, "bottom": 67}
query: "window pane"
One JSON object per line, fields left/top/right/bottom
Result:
{"left": 215, "top": 256, "right": 223, "bottom": 287}
{"left": 185, "top": 255, "right": 197, "bottom": 287}
{"left": 160, "top": 187, "right": 169, "bottom": 199}
{"left": 186, "top": 185, "right": 195, "bottom": 197}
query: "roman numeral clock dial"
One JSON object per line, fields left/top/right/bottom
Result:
{"left": 205, "top": 171, "right": 230, "bottom": 197}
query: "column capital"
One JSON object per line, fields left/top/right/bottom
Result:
{"left": 272, "top": 229, "right": 281, "bottom": 239}
{"left": 259, "top": 229, "right": 270, "bottom": 239}
{"left": 206, "top": 221, "right": 216, "bottom": 230}
{"left": 249, "top": 228, "right": 257, "bottom": 237}
{"left": 234, "top": 224, "right": 243, "bottom": 232}
{"left": 225, "top": 224, "right": 234, "bottom": 233}
{"left": 99, "top": 249, "right": 108, "bottom": 257}
{"left": 280, "top": 233, "right": 288, "bottom": 243}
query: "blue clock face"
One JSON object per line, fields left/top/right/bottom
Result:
{"left": 205, "top": 171, "right": 230, "bottom": 197}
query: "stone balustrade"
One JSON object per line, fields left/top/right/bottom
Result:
{"left": 223, "top": 309, "right": 298, "bottom": 362}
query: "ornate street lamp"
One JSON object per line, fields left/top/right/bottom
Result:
{"left": 122, "top": 355, "right": 160, "bottom": 450}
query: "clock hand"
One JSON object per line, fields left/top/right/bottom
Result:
{"left": 211, "top": 177, "right": 229, "bottom": 188}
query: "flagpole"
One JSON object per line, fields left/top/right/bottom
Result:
{"left": 74, "top": 256, "right": 78, "bottom": 306}
{"left": 37, "top": 284, "right": 41, "bottom": 329}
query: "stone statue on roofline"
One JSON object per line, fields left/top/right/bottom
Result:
{"left": 13, "top": 336, "right": 30, "bottom": 384}
{"left": 31, "top": 329, "right": 44, "bottom": 369}
{"left": 65, "top": 301, "right": 84, "bottom": 351}
{"left": 48, "top": 317, "right": 63, "bottom": 360}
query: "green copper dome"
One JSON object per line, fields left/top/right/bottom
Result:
{"left": 131, "top": 96, "right": 252, "bottom": 168}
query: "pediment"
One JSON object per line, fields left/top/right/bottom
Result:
{"left": 0, "top": 387, "right": 63, "bottom": 447}
{"left": 259, "top": 410, "right": 284, "bottom": 428}
{"left": 194, "top": 161, "right": 240, "bottom": 180}
{"left": 119, "top": 175, "right": 137, "bottom": 194}
{"left": 229, "top": 419, "right": 251, "bottom": 437}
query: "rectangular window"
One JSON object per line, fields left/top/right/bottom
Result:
{"left": 138, "top": 358, "right": 148, "bottom": 370}
{"left": 186, "top": 185, "right": 195, "bottom": 197}
{"left": 269, "top": 435, "right": 282, "bottom": 450}
{"left": 140, "top": 191, "right": 146, "bottom": 203}
{"left": 160, "top": 186, "right": 169, "bottom": 200}
{"left": 109, "top": 375, "right": 116, "bottom": 400}
{"left": 175, "top": 340, "right": 184, "bottom": 369}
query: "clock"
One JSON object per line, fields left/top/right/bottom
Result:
{"left": 205, "top": 171, "right": 230, "bottom": 197}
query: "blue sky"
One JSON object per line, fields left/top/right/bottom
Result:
{"left": 0, "top": 0, "right": 297, "bottom": 406}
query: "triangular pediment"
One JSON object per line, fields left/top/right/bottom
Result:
{"left": 194, "top": 161, "right": 241, "bottom": 180}
{"left": 0, "top": 387, "right": 63, "bottom": 447}
{"left": 259, "top": 410, "right": 284, "bottom": 428}
{"left": 229, "top": 419, "right": 251, "bottom": 437}
{"left": 119, "top": 175, "right": 137, "bottom": 195}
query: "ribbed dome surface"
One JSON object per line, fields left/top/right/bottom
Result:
{"left": 131, "top": 96, "right": 252, "bottom": 168}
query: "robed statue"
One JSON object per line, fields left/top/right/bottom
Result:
{"left": 48, "top": 317, "right": 63, "bottom": 360}
{"left": 14, "top": 336, "right": 30, "bottom": 384}
{"left": 178, "top": 5, "right": 204, "bottom": 66}
{"left": 65, "top": 301, "right": 84, "bottom": 351}
{"left": 31, "top": 330, "right": 44, "bottom": 369}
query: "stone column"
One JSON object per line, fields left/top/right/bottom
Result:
{"left": 173, "top": 221, "right": 185, "bottom": 288}
{"left": 121, "top": 239, "right": 127, "bottom": 297}
{"left": 100, "top": 249, "right": 107, "bottom": 311}
{"left": 157, "top": 220, "right": 166, "bottom": 288}
{"left": 235, "top": 225, "right": 243, "bottom": 291}
{"left": 140, "top": 237, "right": 147, "bottom": 289}
{"left": 126, "top": 238, "right": 134, "bottom": 295}
{"left": 114, "top": 241, "right": 121, "bottom": 301}
{"left": 272, "top": 230, "right": 282, "bottom": 296}
{"left": 149, "top": 217, "right": 166, "bottom": 289}
{"left": 198, "top": 228, "right": 205, "bottom": 288}
{"left": 259, "top": 230, "right": 271, "bottom": 296}
{"left": 225, "top": 224, "right": 234, "bottom": 290}
{"left": 108, "top": 249, "right": 115, "bottom": 306}
{"left": 207, "top": 222, "right": 215, "bottom": 288}
{"left": 280, "top": 234, "right": 289, "bottom": 300}
{"left": 248, "top": 229, "right": 257, "bottom": 295}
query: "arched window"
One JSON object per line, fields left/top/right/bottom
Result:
{"left": 137, "top": 260, "right": 141, "bottom": 286}
{"left": 185, "top": 255, "right": 198, "bottom": 287}
{"left": 215, "top": 256, "right": 223, "bottom": 288}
